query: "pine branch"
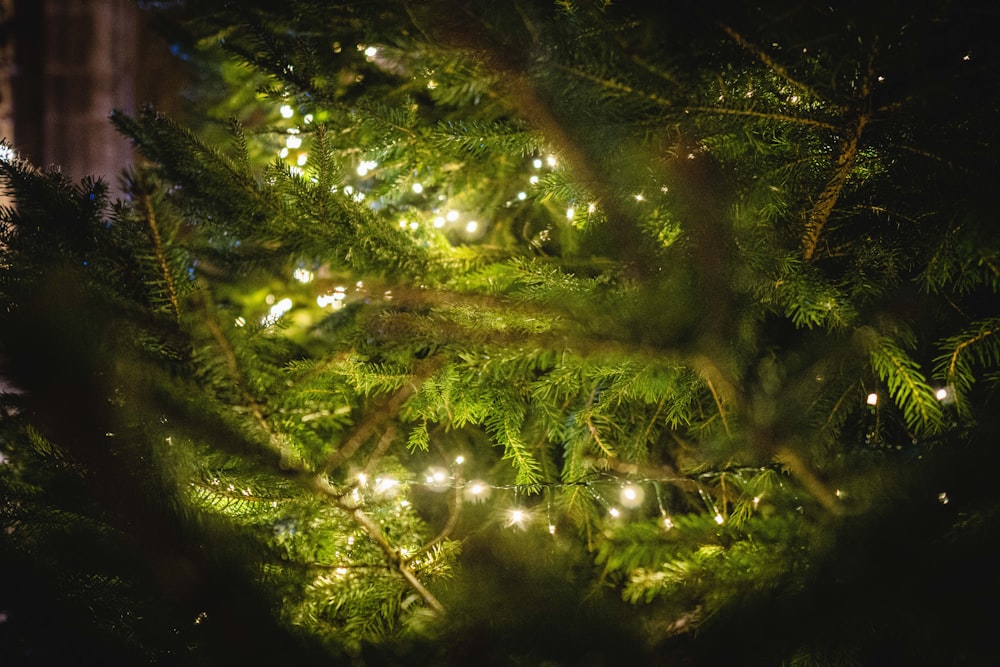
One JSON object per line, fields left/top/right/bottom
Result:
{"left": 139, "top": 192, "right": 181, "bottom": 322}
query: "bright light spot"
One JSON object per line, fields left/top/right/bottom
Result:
{"left": 454, "top": 455, "right": 465, "bottom": 465}
{"left": 356, "top": 160, "right": 377, "bottom": 177}
{"left": 532, "top": 158, "right": 543, "bottom": 169}
{"left": 0, "top": 145, "right": 14, "bottom": 162}
{"left": 289, "top": 166, "right": 303, "bottom": 177}
{"left": 529, "top": 175, "right": 540, "bottom": 185}
{"left": 335, "top": 567, "right": 348, "bottom": 576}
{"left": 517, "top": 191, "right": 527, "bottom": 200}
{"left": 411, "top": 182, "right": 424, "bottom": 194}
{"left": 510, "top": 509, "right": 525, "bottom": 525}
{"left": 465, "top": 220, "right": 478, "bottom": 233}
{"left": 408, "top": 221, "right": 419, "bottom": 231}
{"left": 753, "top": 496, "right": 761, "bottom": 507}
{"left": 286, "top": 135, "right": 303, "bottom": 149}
{"left": 280, "top": 104, "right": 294, "bottom": 118}
{"left": 399, "top": 499, "right": 410, "bottom": 508}
{"left": 304, "top": 114, "right": 314, "bottom": 123}
{"left": 546, "top": 155, "right": 557, "bottom": 167}
{"left": 356, "top": 473, "right": 368, "bottom": 487}
{"left": 714, "top": 513, "right": 725, "bottom": 525}
{"left": 620, "top": 485, "right": 644, "bottom": 508}
{"left": 261, "top": 297, "right": 293, "bottom": 326}
{"left": 297, "top": 153, "right": 308, "bottom": 166}
{"left": 432, "top": 469, "right": 447, "bottom": 484}
{"left": 587, "top": 203, "right": 596, "bottom": 213}
{"left": 663, "top": 516, "right": 674, "bottom": 530}
{"left": 877, "top": 75, "right": 885, "bottom": 82}
{"left": 938, "top": 491, "right": 950, "bottom": 505}
{"left": 609, "top": 507, "right": 621, "bottom": 518}
{"left": 566, "top": 207, "right": 575, "bottom": 219}
{"left": 635, "top": 193, "right": 644, "bottom": 201}
{"left": 427, "top": 80, "right": 438, "bottom": 90}
{"left": 963, "top": 53, "right": 972, "bottom": 61}
{"left": 293, "top": 267, "right": 314, "bottom": 283}
{"left": 446, "top": 210, "right": 459, "bottom": 222}
{"left": 279, "top": 147, "right": 289, "bottom": 159}
{"left": 234, "top": 316, "right": 246, "bottom": 327}
{"left": 548, "top": 524, "right": 556, "bottom": 535}
{"left": 399, "top": 219, "right": 408, "bottom": 229}
{"left": 364, "top": 46, "right": 378, "bottom": 59}
{"left": 433, "top": 216, "right": 446, "bottom": 228}
{"left": 866, "top": 392, "right": 879, "bottom": 406}
{"left": 935, "top": 387, "right": 952, "bottom": 402}
{"left": 789, "top": 95, "right": 800, "bottom": 104}
{"left": 469, "top": 483, "right": 484, "bottom": 495}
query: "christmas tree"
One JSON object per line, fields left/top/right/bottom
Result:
{"left": 2, "top": 1, "right": 999, "bottom": 664}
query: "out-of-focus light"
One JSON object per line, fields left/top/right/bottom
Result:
{"left": 364, "top": 46, "right": 378, "bottom": 59}
{"left": 293, "top": 267, "right": 314, "bottom": 283}
{"left": 280, "top": 104, "right": 294, "bottom": 118}
{"left": 286, "top": 135, "right": 303, "bottom": 149}
{"left": 465, "top": 220, "right": 478, "bottom": 233}
{"left": 714, "top": 513, "right": 725, "bottom": 525}
{"left": 433, "top": 216, "right": 446, "bottom": 228}
{"left": 445, "top": 210, "right": 459, "bottom": 222}
{"left": 412, "top": 182, "right": 424, "bottom": 194}
{"left": 532, "top": 158, "right": 543, "bottom": 169}
{"left": 866, "top": 392, "right": 879, "bottom": 406}
{"left": 297, "top": 153, "right": 308, "bottom": 166}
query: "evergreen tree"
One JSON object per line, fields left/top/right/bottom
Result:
{"left": 2, "top": 1, "right": 999, "bottom": 664}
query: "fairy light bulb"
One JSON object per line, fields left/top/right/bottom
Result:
{"left": 510, "top": 509, "right": 525, "bottom": 525}
{"left": 280, "top": 104, "right": 294, "bottom": 118}
{"left": 866, "top": 392, "right": 878, "bottom": 406}
{"left": 620, "top": 484, "right": 644, "bottom": 509}
{"left": 714, "top": 513, "right": 725, "bottom": 525}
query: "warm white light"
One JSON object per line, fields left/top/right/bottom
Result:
{"left": 935, "top": 387, "right": 950, "bottom": 401}
{"left": 279, "top": 147, "right": 289, "bottom": 159}
{"left": 634, "top": 193, "right": 644, "bottom": 201}
{"left": 297, "top": 153, "right": 308, "bottom": 166}
{"left": 546, "top": 155, "right": 557, "bottom": 167}
{"left": 356, "top": 473, "right": 368, "bottom": 487}
{"left": 465, "top": 221, "right": 478, "bottom": 233}
{"left": 234, "top": 316, "right": 246, "bottom": 327}
{"left": 510, "top": 509, "right": 525, "bottom": 524}
{"left": 454, "top": 455, "right": 465, "bottom": 465}
{"left": 411, "top": 182, "right": 424, "bottom": 194}
{"left": 0, "top": 145, "right": 15, "bottom": 162}
{"left": 866, "top": 392, "right": 879, "bottom": 406}
{"left": 532, "top": 158, "right": 543, "bottom": 169}
{"left": 548, "top": 524, "right": 556, "bottom": 535}
{"left": 433, "top": 216, "right": 446, "bottom": 228}
{"left": 280, "top": 104, "right": 294, "bottom": 118}
{"left": 293, "top": 267, "right": 314, "bottom": 283}
{"left": 714, "top": 513, "right": 725, "bottom": 525}
{"left": 529, "top": 175, "right": 540, "bottom": 185}
{"left": 663, "top": 517, "right": 674, "bottom": 530}
{"left": 304, "top": 114, "right": 314, "bottom": 123}
{"left": 469, "top": 483, "right": 484, "bottom": 495}
{"left": 938, "top": 491, "right": 950, "bottom": 505}
{"left": 445, "top": 210, "right": 459, "bottom": 222}
{"left": 374, "top": 477, "right": 398, "bottom": 494}
{"left": 356, "top": 160, "right": 377, "bottom": 177}
{"left": 409, "top": 221, "right": 419, "bottom": 231}
{"left": 517, "top": 191, "right": 527, "bottom": 200}
{"left": 286, "top": 135, "right": 303, "bottom": 149}
{"left": 261, "top": 297, "right": 293, "bottom": 326}
{"left": 364, "top": 46, "right": 378, "bottom": 58}
{"left": 566, "top": 207, "right": 575, "bottom": 219}
{"left": 620, "top": 485, "right": 644, "bottom": 508}
{"left": 608, "top": 507, "right": 621, "bottom": 518}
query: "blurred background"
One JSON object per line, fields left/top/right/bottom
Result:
{"left": 1, "top": 0, "right": 186, "bottom": 197}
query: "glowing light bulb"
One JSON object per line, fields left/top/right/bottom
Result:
{"left": 663, "top": 517, "right": 674, "bottom": 530}
{"left": 532, "top": 158, "right": 543, "bottom": 169}
{"left": 304, "top": 114, "right": 314, "bottom": 123}
{"left": 546, "top": 155, "right": 557, "bottom": 167}
{"left": 280, "top": 104, "right": 294, "bottom": 118}
{"left": 297, "top": 153, "right": 308, "bottom": 166}
{"left": 935, "top": 387, "right": 950, "bottom": 401}
{"left": 433, "top": 216, "right": 446, "bottom": 228}
{"left": 411, "top": 182, "right": 424, "bottom": 194}
{"left": 548, "top": 524, "right": 556, "bottom": 535}
{"left": 356, "top": 473, "right": 368, "bottom": 487}
{"left": 465, "top": 221, "right": 478, "bottom": 233}
{"left": 714, "top": 513, "right": 724, "bottom": 525}
{"left": 517, "top": 191, "right": 527, "bottom": 200}
{"left": 566, "top": 207, "right": 575, "bottom": 219}
{"left": 279, "top": 147, "right": 289, "bottom": 159}
{"left": 529, "top": 175, "right": 539, "bottom": 185}
{"left": 286, "top": 135, "right": 303, "bottom": 149}
{"left": 620, "top": 485, "right": 644, "bottom": 508}
{"left": 469, "top": 483, "right": 484, "bottom": 495}
{"left": 510, "top": 509, "right": 525, "bottom": 524}
{"left": 364, "top": 46, "right": 378, "bottom": 59}
{"left": 609, "top": 507, "right": 621, "bottom": 518}
{"left": 446, "top": 210, "right": 459, "bottom": 222}
{"left": 454, "top": 455, "right": 465, "bottom": 465}
{"left": 866, "top": 392, "right": 878, "bottom": 406}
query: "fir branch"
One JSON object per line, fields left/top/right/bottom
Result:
{"left": 682, "top": 105, "right": 838, "bottom": 131}
{"left": 718, "top": 23, "right": 837, "bottom": 110}
{"left": 139, "top": 192, "right": 181, "bottom": 322}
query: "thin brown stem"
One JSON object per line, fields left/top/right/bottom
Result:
{"left": 141, "top": 193, "right": 180, "bottom": 321}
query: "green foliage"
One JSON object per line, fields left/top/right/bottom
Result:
{"left": 3, "top": 0, "right": 1000, "bottom": 664}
